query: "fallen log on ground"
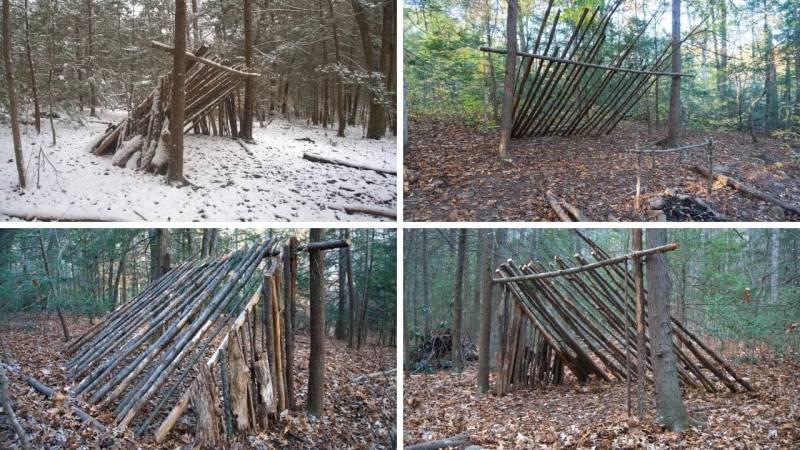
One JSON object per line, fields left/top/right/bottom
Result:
{"left": 333, "top": 204, "right": 396, "bottom": 220}
{"left": 302, "top": 152, "right": 397, "bottom": 176}
{"left": 406, "top": 433, "right": 470, "bottom": 450}
{"left": 0, "top": 364, "right": 31, "bottom": 449}
{"left": 22, "top": 373, "right": 108, "bottom": 432}
{"left": 546, "top": 190, "right": 587, "bottom": 221}
{"left": 352, "top": 368, "right": 397, "bottom": 383}
{"left": 0, "top": 209, "right": 134, "bottom": 222}
{"left": 688, "top": 165, "right": 800, "bottom": 217}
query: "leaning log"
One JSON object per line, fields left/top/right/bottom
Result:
{"left": 302, "top": 152, "right": 397, "bottom": 176}
{"left": 150, "top": 41, "right": 260, "bottom": 77}
{"left": 688, "top": 165, "right": 800, "bottom": 217}
{"left": 0, "top": 364, "right": 31, "bottom": 449}
{"left": 23, "top": 374, "right": 108, "bottom": 432}
{"left": 406, "top": 433, "right": 471, "bottom": 450}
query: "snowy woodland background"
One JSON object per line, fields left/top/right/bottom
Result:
{"left": 0, "top": 0, "right": 397, "bottom": 221}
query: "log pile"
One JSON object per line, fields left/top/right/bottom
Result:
{"left": 409, "top": 329, "right": 477, "bottom": 371}
{"left": 90, "top": 42, "right": 259, "bottom": 174}
{"left": 492, "top": 231, "right": 753, "bottom": 396}
{"left": 480, "top": 0, "right": 696, "bottom": 138}
{"left": 64, "top": 236, "right": 349, "bottom": 445}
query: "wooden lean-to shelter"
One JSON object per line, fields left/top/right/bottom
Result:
{"left": 90, "top": 42, "right": 259, "bottom": 174}
{"left": 480, "top": 0, "right": 695, "bottom": 138}
{"left": 491, "top": 231, "right": 753, "bottom": 395}
{"left": 66, "top": 236, "right": 347, "bottom": 445}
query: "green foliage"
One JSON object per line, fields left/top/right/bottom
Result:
{"left": 406, "top": 0, "right": 800, "bottom": 133}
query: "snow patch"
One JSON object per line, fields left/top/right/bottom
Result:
{"left": 0, "top": 111, "right": 397, "bottom": 221}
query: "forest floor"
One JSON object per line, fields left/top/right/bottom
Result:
{"left": 404, "top": 116, "right": 800, "bottom": 221}
{"left": 404, "top": 343, "right": 800, "bottom": 449}
{"left": 0, "top": 111, "right": 396, "bottom": 222}
{"left": 0, "top": 313, "right": 396, "bottom": 449}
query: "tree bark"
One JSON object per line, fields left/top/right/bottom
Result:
{"left": 498, "top": 0, "right": 518, "bottom": 160}
{"left": 349, "top": 0, "right": 384, "bottom": 139}
{"left": 240, "top": 0, "right": 254, "bottom": 140}
{"left": 346, "top": 229, "right": 357, "bottom": 348}
{"left": 307, "top": 228, "right": 325, "bottom": 417}
{"left": 477, "top": 229, "right": 494, "bottom": 394}
{"left": 23, "top": 0, "right": 40, "bottom": 133}
{"left": 645, "top": 228, "right": 693, "bottom": 432}
{"left": 169, "top": 0, "right": 188, "bottom": 184}
{"left": 87, "top": 0, "right": 97, "bottom": 116}
{"left": 770, "top": 229, "right": 780, "bottom": 304}
{"left": 326, "top": 0, "right": 347, "bottom": 137}
{"left": 452, "top": 229, "right": 467, "bottom": 372}
{"left": 336, "top": 229, "right": 347, "bottom": 340}
{"left": 357, "top": 229, "right": 374, "bottom": 349}
{"left": 2, "top": 0, "right": 26, "bottom": 189}
{"left": 665, "top": 0, "right": 681, "bottom": 148}
{"left": 421, "top": 229, "right": 431, "bottom": 336}
{"left": 633, "top": 229, "right": 646, "bottom": 419}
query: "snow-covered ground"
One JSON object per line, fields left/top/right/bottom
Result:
{"left": 0, "top": 110, "right": 396, "bottom": 222}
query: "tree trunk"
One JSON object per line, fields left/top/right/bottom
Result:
{"left": 498, "top": 0, "right": 518, "bottom": 160}
{"left": 421, "top": 229, "right": 431, "bottom": 336}
{"left": 169, "top": 0, "right": 187, "bottom": 184}
{"left": 770, "top": 229, "right": 780, "bottom": 304}
{"left": 633, "top": 229, "right": 646, "bottom": 419}
{"left": 471, "top": 231, "right": 484, "bottom": 338}
{"left": 23, "top": 0, "right": 40, "bottom": 133}
{"left": 191, "top": 0, "right": 200, "bottom": 45}
{"left": 763, "top": 0, "right": 777, "bottom": 132}
{"left": 2, "top": 0, "right": 26, "bottom": 189}
{"left": 150, "top": 229, "right": 170, "bottom": 282}
{"left": 645, "top": 228, "right": 693, "bottom": 432}
{"left": 240, "top": 0, "right": 254, "bottom": 140}
{"left": 349, "top": 0, "right": 384, "bottom": 139}
{"left": 326, "top": 0, "right": 347, "bottom": 137}
{"left": 357, "top": 230, "right": 374, "bottom": 349}
{"left": 477, "top": 229, "right": 494, "bottom": 394}
{"left": 307, "top": 228, "right": 325, "bottom": 417}
{"left": 665, "top": 0, "right": 681, "bottom": 148}
{"left": 87, "top": 0, "right": 97, "bottom": 116}
{"left": 336, "top": 229, "right": 347, "bottom": 340}
{"left": 452, "top": 229, "right": 467, "bottom": 372}
{"left": 346, "top": 229, "right": 357, "bottom": 348}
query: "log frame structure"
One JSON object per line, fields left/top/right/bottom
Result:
{"left": 90, "top": 42, "right": 260, "bottom": 174}
{"left": 491, "top": 230, "right": 753, "bottom": 395}
{"left": 65, "top": 236, "right": 348, "bottom": 445}
{"left": 481, "top": 0, "right": 695, "bottom": 138}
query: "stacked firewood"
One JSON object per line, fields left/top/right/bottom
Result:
{"left": 91, "top": 42, "right": 259, "bottom": 174}
{"left": 493, "top": 231, "right": 754, "bottom": 395}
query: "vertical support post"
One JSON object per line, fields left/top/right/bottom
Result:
{"left": 282, "top": 242, "right": 295, "bottom": 410}
{"left": 219, "top": 347, "right": 234, "bottom": 437}
{"left": 261, "top": 274, "right": 276, "bottom": 400}
{"left": 633, "top": 229, "right": 646, "bottom": 420}
{"left": 635, "top": 145, "right": 643, "bottom": 212}
{"left": 706, "top": 138, "right": 714, "bottom": 196}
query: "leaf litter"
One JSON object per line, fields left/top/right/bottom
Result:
{"left": 404, "top": 342, "right": 800, "bottom": 449}
{"left": 404, "top": 117, "right": 800, "bottom": 222}
{"left": 1, "top": 313, "right": 396, "bottom": 449}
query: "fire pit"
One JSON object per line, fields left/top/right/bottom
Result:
{"left": 649, "top": 190, "right": 728, "bottom": 221}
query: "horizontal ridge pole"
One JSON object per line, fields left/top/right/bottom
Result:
{"left": 493, "top": 243, "right": 678, "bottom": 283}
{"left": 150, "top": 41, "right": 261, "bottom": 77}
{"left": 479, "top": 47, "right": 694, "bottom": 78}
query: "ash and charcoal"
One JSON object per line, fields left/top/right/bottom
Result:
{"left": 650, "top": 192, "right": 726, "bottom": 222}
